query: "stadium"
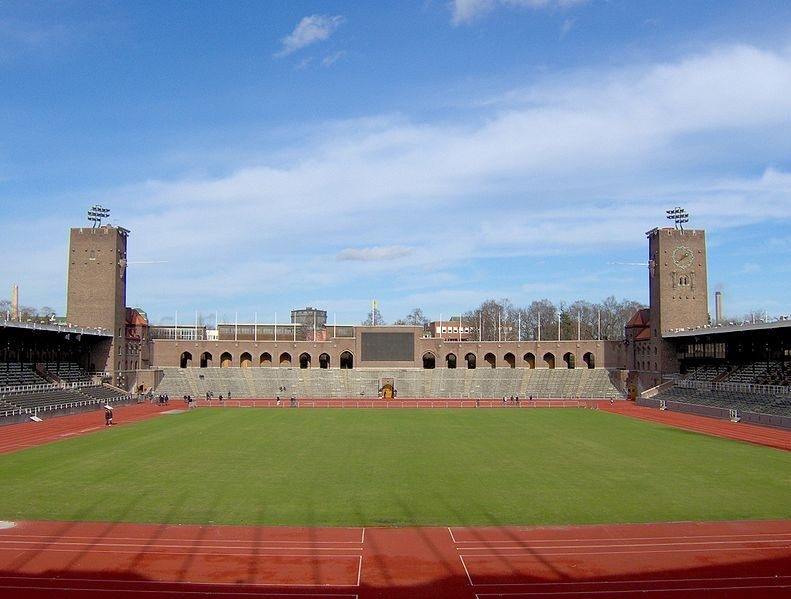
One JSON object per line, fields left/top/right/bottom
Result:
{"left": 0, "top": 210, "right": 789, "bottom": 599}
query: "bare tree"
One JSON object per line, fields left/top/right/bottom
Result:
{"left": 361, "top": 307, "right": 385, "bottom": 326}
{"left": 464, "top": 299, "right": 514, "bottom": 341}
{"left": 394, "top": 308, "right": 429, "bottom": 326}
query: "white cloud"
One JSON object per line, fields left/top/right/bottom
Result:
{"left": 6, "top": 43, "right": 791, "bottom": 321}
{"left": 337, "top": 246, "right": 414, "bottom": 261}
{"left": 0, "top": 18, "right": 70, "bottom": 62}
{"left": 560, "top": 17, "right": 575, "bottom": 37}
{"left": 101, "top": 45, "right": 791, "bottom": 307}
{"left": 451, "top": 0, "right": 587, "bottom": 25}
{"left": 276, "top": 14, "right": 345, "bottom": 57}
{"left": 321, "top": 50, "right": 346, "bottom": 67}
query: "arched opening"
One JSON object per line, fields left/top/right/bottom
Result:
{"left": 220, "top": 352, "right": 232, "bottom": 368}
{"left": 446, "top": 353, "right": 457, "bottom": 369}
{"left": 504, "top": 352, "right": 516, "bottom": 368}
{"left": 240, "top": 352, "right": 252, "bottom": 368}
{"left": 180, "top": 352, "right": 192, "bottom": 368}
{"left": 200, "top": 352, "right": 212, "bottom": 368}
{"left": 583, "top": 352, "right": 595, "bottom": 369}
{"left": 563, "top": 352, "right": 575, "bottom": 369}
{"left": 484, "top": 353, "right": 496, "bottom": 368}
{"left": 319, "top": 353, "right": 330, "bottom": 369}
{"left": 422, "top": 352, "right": 436, "bottom": 369}
{"left": 523, "top": 352, "right": 535, "bottom": 369}
{"left": 543, "top": 352, "right": 555, "bottom": 369}
{"left": 260, "top": 352, "right": 272, "bottom": 366}
{"left": 465, "top": 353, "right": 477, "bottom": 369}
{"left": 340, "top": 351, "right": 354, "bottom": 369}
{"left": 279, "top": 352, "right": 292, "bottom": 367}
{"left": 299, "top": 353, "right": 311, "bottom": 369}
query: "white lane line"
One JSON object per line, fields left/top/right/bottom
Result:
{"left": 0, "top": 540, "right": 362, "bottom": 551}
{"left": 467, "top": 575, "right": 791, "bottom": 588}
{"left": 0, "top": 547, "right": 364, "bottom": 559}
{"left": 455, "top": 538, "right": 791, "bottom": 551}
{"left": 0, "top": 587, "right": 359, "bottom": 597}
{"left": 448, "top": 527, "right": 458, "bottom": 544}
{"left": 474, "top": 584, "right": 791, "bottom": 596}
{"left": 459, "top": 545, "right": 791, "bottom": 560}
{"left": 452, "top": 531, "right": 791, "bottom": 544}
{"left": 459, "top": 555, "right": 474, "bottom": 586}
{"left": 0, "top": 533, "right": 364, "bottom": 545}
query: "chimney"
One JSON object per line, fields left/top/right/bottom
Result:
{"left": 11, "top": 285, "right": 19, "bottom": 320}
{"left": 715, "top": 290, "right": 722, "bottom": 324}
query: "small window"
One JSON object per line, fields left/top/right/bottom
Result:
{"left": 89, "top": 250, "right": 96, "bottom": 260}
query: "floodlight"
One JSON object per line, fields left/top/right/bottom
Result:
{"left": 87, "top": 205, "right": 111, "bottom": 228}
{"left": 665, "top": 206, "right": 689, "bottom": 230}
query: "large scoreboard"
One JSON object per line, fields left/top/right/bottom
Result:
{"left": 360, "top": 332, "right": 415, "bottom": 362}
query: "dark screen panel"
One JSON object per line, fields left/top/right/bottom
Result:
{"left": 361, "top": 332, "right": 414, "bottom": 362}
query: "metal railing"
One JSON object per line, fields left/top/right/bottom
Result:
{"left": 675, "top": 379, "right": 790, "bottom": 396}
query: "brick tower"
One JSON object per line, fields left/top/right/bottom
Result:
{"left": 646, "top": 226, "right": 709, "bottom": 372}
{"left": 66, "top": 225, "right": 130, "bottom": 387}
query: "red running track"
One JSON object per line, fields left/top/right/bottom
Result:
{"left": 0, "top": 400, "right": 789, "bottom": 597}
{"left": 0, "top": 520, "right": 789, "bottom": 598}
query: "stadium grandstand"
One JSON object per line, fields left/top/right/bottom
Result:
{"left": 1, "top": 210, "right": 789, "bottom": 429}
{"left": 0, "top": 319, "right": 133, "bottom": 423}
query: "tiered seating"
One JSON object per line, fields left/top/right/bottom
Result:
{"left": 45, "top": 362, "right": 93, "bottom": 383}
{"left": 1, "top": 384, "right": 127, "bottom": 413}
{"left": 2, "top": 388, "right": 86, "bottom": 410}
{"left": 156, "top": 368, "right": 626, "bottom": 400}
{"left": 655, "top": 386, "right": 790, "bottom": 417}
{"left": 682, "top": 364, "right": 729, "bottom": 382}
{"left": 0, "top": 363, "right": 49, "bottom": 388}
{"left": 723, "top": 362, "right": 771, "bottom": 385}
{"left": 78, "top": 386, "right": 127, "bottom": 402}
{"left": 755, "top": 362, "right": 791, "bottom": 387}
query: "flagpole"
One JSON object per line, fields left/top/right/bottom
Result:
{"left": 175, "top": 310, "right": 178, "bottom": 340}
{"left": 439, "top": 313, "right": 442, "bottom": 339}
{"left": 235, "top": 312, "right": 238, "bottom": 342}
{"left": 254, "top": 312, "right": 257, "bottom": 342}
{"left": 274, "top": 312, "right": 277, "bottom": 342}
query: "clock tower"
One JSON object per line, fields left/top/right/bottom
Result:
{"left": 646, "top": 226, "right": 709, "bottom": 372}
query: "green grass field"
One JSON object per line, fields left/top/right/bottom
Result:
{"left": 1, "top": 408, "right": 789, "bottom": 527}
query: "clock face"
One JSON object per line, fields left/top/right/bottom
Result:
{"left": 672, "top": 246, "right": 694, "bottom": 269}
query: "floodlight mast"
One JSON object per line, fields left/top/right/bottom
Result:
{"left": 87, "top": 205, "right": 111, "bottom": 228}
{"left": 665, "top": 206, "right": 689, "bottom": 231}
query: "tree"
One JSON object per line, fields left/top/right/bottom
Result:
{"left": 361, "top": 307, "right": 385, "bottom": 326}
{"left": 596, "top": 296, "right": 645, "bottom": 340}
{"left": 523, "top": 299, "right": 558, "bottom": 341}
{"left": 464, "top": 299, "right": 514, "bottom": 341}
{"left": 393, "top": 308, "right": 429, "bottom": 327}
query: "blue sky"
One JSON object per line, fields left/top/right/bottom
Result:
{"left": 1, "top": 0, "right": 790, "bottom": 325}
